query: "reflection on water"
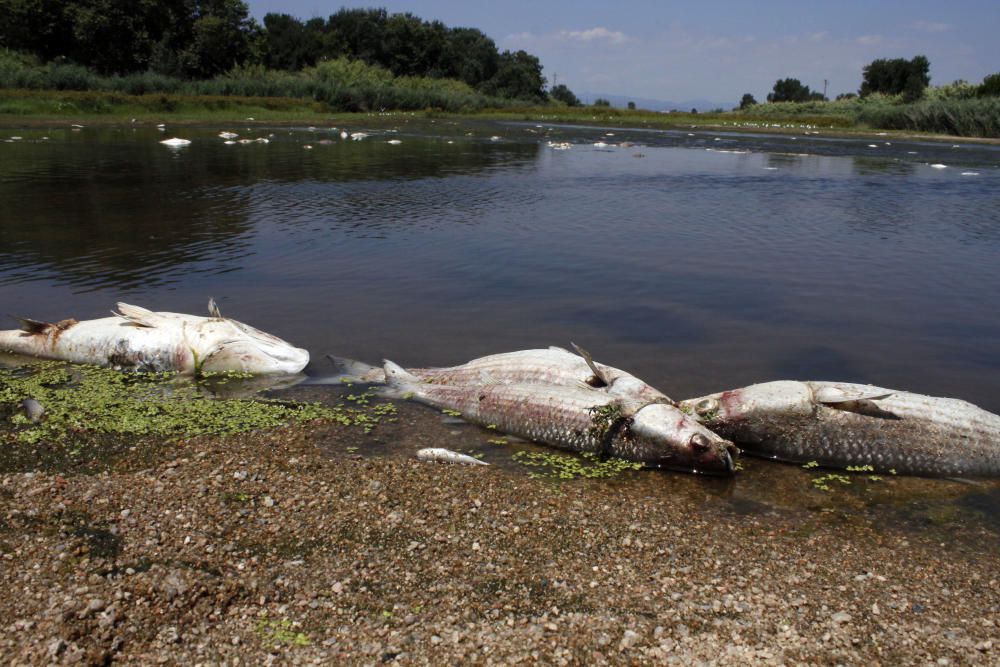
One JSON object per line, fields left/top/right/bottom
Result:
{"left": 1, "top": 117, "right": 998, "bottom": 541}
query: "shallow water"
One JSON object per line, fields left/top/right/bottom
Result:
{"left": 1, "top": 117, "right": 998, "bottom": 543}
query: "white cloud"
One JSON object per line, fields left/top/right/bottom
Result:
{"left": 557, "top": 27, "right": 628, "bottom": 44}
{"left": 855, "top": 34, "right": 884, "bottom": 46}
{"left": 909, "top": 20, "right": 953, "bottom": 33}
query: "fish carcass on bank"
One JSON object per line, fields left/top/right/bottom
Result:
{"left": 679, "top": 380, "right": 1000, "bottom": 477}
{"left": 330, "top": 344, "right": 672, "bottom": 404}
{"left": 0, "top": 302, "right": 309, "bottom": 375}
{"left": 384, "top": 361, "right": 736, "bottom": 475}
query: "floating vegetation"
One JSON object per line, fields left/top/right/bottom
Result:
{"left": 441, "top": 408, "right": 462, "bottom": 417}
{"left": 587, "top": 403, "right": 623, "bottom": 440}
{"left": 512, "top": 450, "right": 642, "bottom": 480}
{"left": 0, "top": 362, "right": 396, "bottom": 461}
{"left": 255, "top": 616, "right": 311, "bottom": 647}
{"left": 811, "top": 473, "right": 852, "bottom": 491}
{"left": 486, "top": 438, "right": 508, "bottom": 446}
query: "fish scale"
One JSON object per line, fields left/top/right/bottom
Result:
{"left": 383, "top": 360, "right": 735, "bottom": 474}
{"left": 681, "top": 380, "right": 1000, "bottom": 477}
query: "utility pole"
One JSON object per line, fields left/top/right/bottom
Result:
{"left": 823, "top": 79, "right": 828, "bottom": 99}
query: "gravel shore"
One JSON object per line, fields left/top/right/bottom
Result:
{"left": 2, "top": 414, "right": 998, "bottom": 665}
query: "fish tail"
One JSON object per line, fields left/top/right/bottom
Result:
{"left": 325, "top": 354, "right": 385, "bottom": 383}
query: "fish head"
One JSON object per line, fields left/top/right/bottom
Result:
{"left": 197, "top": 319, "right": 309, "bottom": 374}
{"left": 680, "top": 381, "right": 814, "bottom": 425}
{"left": 628, "top": 403, "right": 737, "bottom": 475}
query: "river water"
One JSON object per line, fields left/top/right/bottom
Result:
{"left": 1, "top": 117, "right": 999, "bottom": 543}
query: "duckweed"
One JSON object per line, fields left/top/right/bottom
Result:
{"left": 512, "top": 450, "right": 642, "bottom": 480}
{"left": 0, "top": 362, "right": 396, "bottom": 451}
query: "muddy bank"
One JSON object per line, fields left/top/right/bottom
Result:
{"left": 1, "top": 412, "right": 998, "bottom": 665}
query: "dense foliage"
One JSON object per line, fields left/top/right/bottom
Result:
{"left": 860, "top": 56, "right": 930, "bottom": 101}
{"left": 767, "top": 78, "right": 824, "bottom": 103}
{"left": 0, "top": 1, "right": 547, "bottom": 101}
{"left": 739, "top": 93, "right": 757, "bottom": 109}
{"left": 549, "top": 84, "right": 580, "bottom": 107}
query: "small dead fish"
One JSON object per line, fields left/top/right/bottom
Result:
{"left": 416, "top": 448, "right": 489, "bottom": 465}
{"left": 21, "top": 398, "right": 44, "bottom": 423}
{"left": 680, "top": 381, "right": 1000, "bottom": 477}
{"left": 0, "top": 302, "right": 308, "bottom": 375}
{"left": 328, "top": 345, "right": 671, "bottom": 404}
{"left": 386, "top": 361, "right": 735, "bottom": 475}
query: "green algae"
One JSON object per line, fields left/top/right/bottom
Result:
{"left": 0, "top": 362, "right": 396, "bottom": 467}
{"left": 512, "top": 450, "right": 642, "bottom": 480}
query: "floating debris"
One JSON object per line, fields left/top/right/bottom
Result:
{"left": 159, "top": 138, "right": 191, "bottom": 147}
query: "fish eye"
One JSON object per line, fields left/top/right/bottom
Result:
{"left": 694, "top": 398, "right": 719, "bottom": 416}
{"left": 689, "top": 433, "right": 711, "bottom": 451}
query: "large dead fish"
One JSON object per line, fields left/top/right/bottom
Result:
{"left": 0, "top": 301, "right": 309, "bottom": 375}
{"left": 383, "top": 361, "right": 736, "bottom": 475}
{"left": 679, "top": 381, "right": 1000, "bottom": 477}
{"left": 330, "top": 344, "right": 672, "bottom": 404}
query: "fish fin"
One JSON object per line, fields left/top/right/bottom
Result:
{"left": 113, "top": 303, "right": 164, "bottom": 328}
{"left": 570, "top": 341, "right": 611, "bottom": 388}
{"left": 814, "top": 385, "right": 893, "bottom": 404}
{"left": 824, "top": 401, "right": 902, "bottom": 420}
{"left": 326, "top": 354, "right": 385, "bottom": 383}
{"left": 207, "top": 297, "right": 223, "bottom": 319}
{"left": 15, "top": 317, "right": 54, "bottom": 334}
{"left": 378, "top": 359, "right": 420, "bottom": 398}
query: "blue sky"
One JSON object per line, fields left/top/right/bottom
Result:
{"left": 245, "top": 1, "right": 999, "bottom": 104}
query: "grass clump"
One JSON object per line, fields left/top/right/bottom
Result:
{"left": 512, "top": 450, "right": 642, "bottom": 480}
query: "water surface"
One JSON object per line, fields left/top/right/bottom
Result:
{"left": 1, "top": 117, "right": 998, "bottom": 542}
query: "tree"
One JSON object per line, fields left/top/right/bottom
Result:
{"left": 482, "top": 50, "right": 545, "bottom": 101}
{"left": 178, "top": 0, "right": 262, "bottom": 78}
{"left": 980, "top": 73, "right": 1000, "bottom": 98}
{"left": 627, "top": 101, "right": 636, "bottom": 110}
{"left": 860, "top": 55, "right": 930, "bottom": 101}
{"left": 767, "top": 78, "right": 813, "bottom": 103}
{"left": 549, "top": 84, "right": 579, "bottom": 106}
{"left": 739, "top": 93, "right": 757, "bottom": 109}
{"left": 593, "top": 98, "right": 610, "bottom": 107}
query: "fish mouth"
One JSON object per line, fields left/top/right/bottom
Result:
{"left": 685, "top": 433, "right": 738, "bottom": 476}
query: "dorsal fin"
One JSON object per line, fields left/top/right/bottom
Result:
{"left": 15, "top": 317, "right": 53, "bottom": 334}
{"left": 113, "top": 302, "right": 163, "bottom": 328}
{"left": 207, "top": 297, "right": 223, "bottom": 319}
{"left": 570, "top": 342, "right": 611, "bottom": 388}
{"left": 814, "top": 385, "right": 893, "bottom": 404}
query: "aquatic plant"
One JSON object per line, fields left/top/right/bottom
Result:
{"left": 512, "top": 450, "right": 642, "bottom": 480}
{"left": 0, "top": 362, "right": 395, "bottom": 450}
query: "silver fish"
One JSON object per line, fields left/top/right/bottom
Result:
{"left": 385, "top": 361, "right": 735, "bottom": 475}
{"left": 416, "top": 448, "right": 489, "bottom": 466}
{"left": 680, "top": 381, "right": 1000, "bottom": 477}
{"left": 329, "top": 344, "right": 671, "bottom": 404}
{"left": 0, "top": 302, "right": 309, "bottom": 375}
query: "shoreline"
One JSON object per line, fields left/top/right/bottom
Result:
{"left": 2, "top": 417, "right": 997, "bottom": 664}
{"left": 2, "top": 110, "right": 999, "bottom": 146}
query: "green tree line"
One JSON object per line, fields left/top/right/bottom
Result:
{"left": 0, "top": 1, "right": 547, "bottom": 101}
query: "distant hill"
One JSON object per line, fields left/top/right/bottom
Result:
{"left": 577, "top": 92, "right": 736, "bottom": 112}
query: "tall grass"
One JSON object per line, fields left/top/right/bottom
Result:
{"left": 0, "top": 52, "right": 505, "bottom": 113}
{"left": 856, "top": 97, "right": 1000, "bottom": 137}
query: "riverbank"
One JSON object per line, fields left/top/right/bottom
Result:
{"left": 3, "top": 89, "right": 1000, "bottom": 144}
{"left": 2, "top": 414, "right": 997, "bottom": 665}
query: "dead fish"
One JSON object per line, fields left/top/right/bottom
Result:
{"left": 384, "top": 361, "right": 735, "bottom": 475}
{"left": 679, "top": 381, "right": 1000, "bottom": 477}
{"left": 21, "top": 398, "right": 44, "bottom": 423}
{"left": 0, "top": 301, "right": 309, "bottom": 375}
{"left": 416, "top": 448, "right": 489, "bottom": 466}
{"left": 328, "top": 344, "right": 671, "bottom": 404}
